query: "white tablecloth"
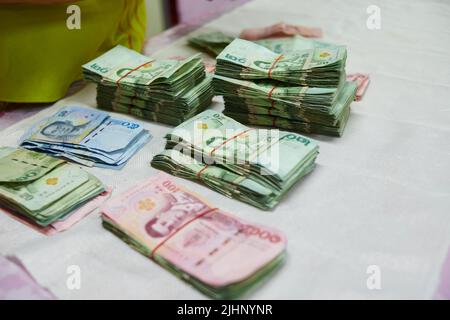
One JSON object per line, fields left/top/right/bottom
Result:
{"left": 1, "top": 0, "right": 449, "bottom": 299}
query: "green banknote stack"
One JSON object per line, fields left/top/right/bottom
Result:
{"left": 82, "top": 45, "right": 214, "bottom": 126}
{"left": 188, "top": 31, "right": 235, "bottom": 56}
{"left": 0, "top": 147, "right": 105, "bottom": 227}
{"left": 151, "top": 110, "right": 319, "bottom": 210}
{"left": 213, "top": 38, "right": 356, "bottom": 136}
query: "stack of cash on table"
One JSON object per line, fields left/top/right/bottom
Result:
{"left": 102, "top": 174, "right": 286, "bottom": 299}
{"left": 188, "top": 31, "right": 235, "bottom": 56}
{"left": 0, "top": 147, "right": 105, "bottom": 228}
{"left": 82, "top": 45, "right": 214, "bottom": 126}
{"left": 213, "top": 38, "right": 357, "bottom": 136}
{"left": 20, "top": 106, "right": 151, "bottom": 169}
{"left": 151, "top": 110, "right": 319, "bottom": 210}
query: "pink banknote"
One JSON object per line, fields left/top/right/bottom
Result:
{"left": 0, "top": 188, "right": 111, "bottom": 235}
{"left": 240, "top": 22, "right": 323, "bottom": 40}
{"left": 0, "top": 255, "right": 56, "bottom": 300}
{"left": 102, "top": 174, "right": 286, "bottom": 288}
{"left": 347, "top": 73, "right": 370, "bottom": 101}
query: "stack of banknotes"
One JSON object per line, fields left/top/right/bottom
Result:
{"left": 188, "top": 22, "right": 322, "bottom": 56}
{"left": 188, "top": 31, "right": 235, "bottom": 56}
{"left": 0, "top": 147, "right": 105, "bottom": 228}
{"left": 102, "top": 174, "right": 286, "bottom": 299}
{"left": 20, "top": 106, "right": 151, "bottom": 169}
{"left": 213, "top": 38, "right": 357, "bottom": 136}
{"left": 189, "top": 32, "right": 369, "bottom": 101}
{"left": 82, "top": 45, "right": 214, "bottom": 126}
{"left": 151, "top": 110, "right": 319, "bottom": 210}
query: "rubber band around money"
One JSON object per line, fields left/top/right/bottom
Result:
{"left": 208, "top": 128, "right": 254, "bottom": 157}
{"left": 150, "top": 207, "right": 219, "bottom": 259}
{"left": 268, "top": 54, "right": 284, "bottom": 79}
{"left": 196, "top": 165, "right": 209, "bottom": 179}
{"left": 115, "top": 60, "right": 154, "bottom": 88}
{"left": 267, "top": 86, "right": 277, "bottom": 116}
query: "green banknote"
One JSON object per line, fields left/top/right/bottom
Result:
{"left": 216, "top": 38, "right": 346, "bottom": 88}
{"left": 96, "top": 74, "right": 214, "bottom": 126}
{"left": 151, "top": 110, "right": 319, "bottom": 210}
{"left": 188, "top": 31, "right": 235, "bottom": 56}
{"left": 220, "top": 80, "right": 357, "bottom": 136}
{"left": 188, "top": 31, "right": 336, "bottom": 57}
{"left": 0, "top": 147, "right": 105, "bottom": 226}
{"left": 204, "top": 36, "right": 355, "bottom": 137}
{"left": 82, "top": 45, "right": 214, "bottom": 125}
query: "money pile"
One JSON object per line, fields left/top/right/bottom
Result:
{"left": 82, "top": 45, "right": 214, "bottom": 126}
{"left": 0, "top": 255, "right": 56, "bottom": 299}
{"left": 188, "top": 31, "right": 235, "bottom": 56}
{"left": 0, "top": 147, "right": 105, "bottom": 228}
{"left": 102, "top": 174, "right": 286, "bottom": 299}
{"left": 20, "top": 106, "right": 151, "bottom": 169}
{"left": 188, "top": 26, "right": 322, "bottom": 57}
{"left": 151, "top": 110, "right": 319, "bottom": 210}
{"left": 213, "top": 38, "right": 356, "bottom": 136}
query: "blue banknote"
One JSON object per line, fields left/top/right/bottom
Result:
{"left": 20, "top": 105, "right": 152, "bottom": 169}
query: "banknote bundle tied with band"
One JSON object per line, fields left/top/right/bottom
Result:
{"left": 19, "top": 106, "right": 151, "bottom": 169}
{"left": 82, "top": 45, "right": 214, "bottom": 126}
{"left": 0, "top": 147, "right": 105, "bottom": 227}
{"left": 213, "top": 37, "right": 356, "bottom": 136}
{"left": 151, "top": 110, "right": 319, "bottom": 210}
{"left": 102, "top": 174, "right": 286, "bottom": 299}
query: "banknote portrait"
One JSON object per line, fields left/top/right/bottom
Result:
{"left": 40, "top": 120, "right": 90, "bottom": 140}
{"left": 145, "top": 192, "right": 207, "bottom": 238}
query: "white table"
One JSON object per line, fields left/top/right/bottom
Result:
{"left": 1, "top": 0, "right": 449, "bottom": 299}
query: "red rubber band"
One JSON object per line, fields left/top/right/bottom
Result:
{"left": 196, "top": 165, "right": 209, "bottom": 179}
{"left": 268, "top": 55, "right": 284, "bottom": 79}
{"left": 116, "top": 60, "right": 154, "bottom": 87}
{"left": 150, "top": 207, "right": 219, "bottom": 259}
{"left": 208, "top": 129, "right": 254, "bottom": 157}
{"left": 267, "top": 86, "right": 277, "bottom": 116}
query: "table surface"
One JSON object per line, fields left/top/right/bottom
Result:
{"left": 1, "top": 0, "right": 450, "bottom": 299}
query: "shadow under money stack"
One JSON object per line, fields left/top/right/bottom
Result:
{"left": 0, "top": 147, "right": 105, "bottom": 228}
{"left": 82, "top": 45, "right": 214, "bottom": 126}
{"left": 213, "top": 38, "right": 357, "bottom": 136}
{"left": 151, "top": 110, "right": 319, "bottom": 210}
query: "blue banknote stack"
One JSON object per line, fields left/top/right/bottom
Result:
{"left": 19, "top": 106, "right": 151, "bottom": 169}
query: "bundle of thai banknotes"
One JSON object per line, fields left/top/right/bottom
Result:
{"left": 190, "top": 31, "right": 369, "bottom": 100}
{"left": 151, "top": 110, "right": 319, "bottom": 210}
{"left": 0, "top": 147, "right": 105, "bottom": 228}
{"left": 188, "top": 22, "right": 322, "bottom": 56}
{"left": 19, "top": 106, "right": 150, "bottom": 169}
{"left": 82, "top": 45, "right": 214, "bottom": 126}
{"left": 213, "top": 38, "right": 356, "bottom": 136}
{"left": 102, "top": 174, "right": 286, "bottom": 299}
{"left": 189, "top": 31, "right": 235, "bottom": 56}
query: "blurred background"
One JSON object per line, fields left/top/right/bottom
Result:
{"left": 145, "top": 0, "right": 249, "bottom": 36}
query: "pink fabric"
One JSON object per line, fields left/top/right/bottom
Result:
{"left": 434, "top": 249, "right": 450, "bottom": 299}
{"left": 0, "top": 107, "right": 42, "bottom": 131}
{"left": 176, "top": 0, "right": 251, "bottom": 24}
